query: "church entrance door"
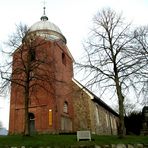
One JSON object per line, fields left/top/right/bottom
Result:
{"left": 61, "top": 116, "right": 72, "bottom": 132}
{"left": 29, "top": 113, "right": 35, "bottom": 134}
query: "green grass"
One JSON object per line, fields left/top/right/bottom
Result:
{"left": 0, "top": 134, "right": 147, "bottom": 147}
{"left": 93, "top": 135, "right": 148, "bottom": 144}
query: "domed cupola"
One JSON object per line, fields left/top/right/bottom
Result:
{"left": 27, "top": 7, "right": 66, "bottom": 43}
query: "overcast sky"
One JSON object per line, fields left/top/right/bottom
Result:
{"left": 0, "top": 0, "right": 148, "bottom": 129}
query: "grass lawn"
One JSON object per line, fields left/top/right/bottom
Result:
{"left": 0, "top": 134, "right": 147, "bottom": 147}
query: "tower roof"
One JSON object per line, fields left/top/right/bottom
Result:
{"left": 28, "top": 20, "right": 63, "bottom": 35}
{"left": 28, "top": 7, "right": 66, "bottom": 43}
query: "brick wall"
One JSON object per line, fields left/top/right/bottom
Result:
{"left": 9, "top": 38, "right": 74, "bottom": 134}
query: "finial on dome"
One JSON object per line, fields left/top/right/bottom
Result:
{"left": 43, "top": 6, "right": 46, "bottom": 15}
{"left": 40, "top": 0, "right": 48, "bottom": 21}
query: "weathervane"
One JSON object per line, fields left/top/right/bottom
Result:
{"left": 42, "top": 0, "right": 47, "bottom": 15}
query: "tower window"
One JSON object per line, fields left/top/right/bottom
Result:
{"left": 62, "top": 52, "right": 66, "bottom": 65}
{"left": 30, "top": 48, "right": 36, "bottom": 61}
{"left": 63, "top": 101, "right": 68, "bottom": 113}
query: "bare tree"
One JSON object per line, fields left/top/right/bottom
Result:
{"left": 76, "top": 8, "right": 146, "bottom": 138}
{"left": 0, "top": 23, "right": 62, "bottom": 136}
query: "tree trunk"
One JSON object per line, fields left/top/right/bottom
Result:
{"left": 23, "top": 46, "right": 31, "bottom": 136}
{"left": 23, "top": 53, "right": 30, "bottom": 136}
{"left": 23, "top": 83, "right": 30, "bottom": 136}
{"left": 114, "top": 64, "right": 125, "bottom": 138}
{"left": 117, "top": 86, "right": 125, "bottom": 138}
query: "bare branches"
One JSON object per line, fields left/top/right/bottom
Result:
{"left": 76, "top": 8, "right": 148, "bottom": 138}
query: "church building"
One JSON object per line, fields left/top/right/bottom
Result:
{"left": 9, "top": 8, "right": 119, "bottom": 135}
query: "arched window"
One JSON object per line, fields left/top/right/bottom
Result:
{"left": 95, "top": 106, "right": 99, "bottom": 125}
{"left": 63, "top": 101, "right": 68, "bottom": 113}
{"left": 106, "top": 113, "right": 109, "bottom": 127}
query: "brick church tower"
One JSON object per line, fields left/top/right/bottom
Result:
{"left": 9, "top": 8, "right": 74, "bottom": 134}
